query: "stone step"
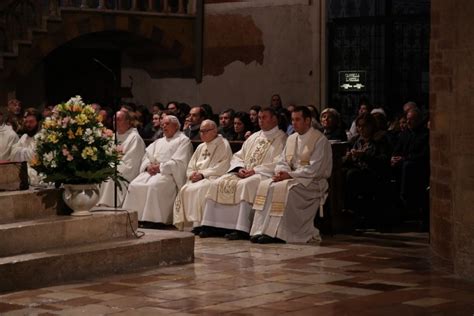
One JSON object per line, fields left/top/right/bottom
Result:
{"left": 0, "top": 229, "right": 194, "bottom": 292}
{"left": 0, "top": 188, "right": 64, "bottom": 223}
{"left": 0, "top": 211, "right": 138, "bottom": 257}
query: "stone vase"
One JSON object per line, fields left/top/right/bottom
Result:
{"left": 62, "top": 184, "right": 100, "bottom": 216}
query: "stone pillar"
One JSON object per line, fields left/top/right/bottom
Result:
{"left": 430, "top": 0, "right": 474, "bottom": 280}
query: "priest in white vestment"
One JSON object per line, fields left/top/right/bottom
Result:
{"left": 200, "top": 108, "right": 287, "bottom": 240}
{"left": 97, "top": 110, "right": 145, "bottom": 207}
{"left": 173, "top": 120, "right": 233, "bottom": 230}
{"left": 122, "top": 115, "right": 192, "bottom": 224}
{"left": 0, "top": 109, "right": 19, "bottom": 160}
{"left": 9, "top": 108, "right": 42, "bottom": 185}
{"left": 250, "top": 106, "right": 332, "bottom": 244}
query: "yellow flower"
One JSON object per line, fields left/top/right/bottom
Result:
{"left": 81, "top": 146, "right": 97, "bottom": 160}
{"left": 47, "top": 133, "right": 59, "bottom": 144}
{"left": 75, "top": 127, "right": 83, "bottom": 136}
{"left": 76, "top": 113, "right": 89, "bottom": 125}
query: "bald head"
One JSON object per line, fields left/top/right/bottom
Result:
{"left": 200, "top": 119, "right": 218, "bottom": 143}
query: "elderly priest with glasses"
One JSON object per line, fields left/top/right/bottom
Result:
{"left": 173, "top": 119, "right": 233, "bottom": 231}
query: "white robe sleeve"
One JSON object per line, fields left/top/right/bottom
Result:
{"left": 160, "top": 135, "right": 193, "bottom": 189}
{"left": 118, "top": 131, "right": 146, "bottom": 181}
{"left": 9, "top": 135, "right": 35, "bottom": 162}
{"left": 288, "top": 136, "right": 333, "bottom": 186}
{"left": 139, "top": 141, "right": 156, "bottom": 172}
{"left": 0, "top": 127, "right": 19, "bottom": 160}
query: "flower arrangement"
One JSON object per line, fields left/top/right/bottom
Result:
{"left": 32, "top": 96, "right": 121, "bottom": 185}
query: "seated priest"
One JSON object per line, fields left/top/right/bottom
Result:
{"left": 199, "top": 107, "right": 287, "bottom": 240}
{"left": 122, "top": 115, "right": 193, "bottom": 225}
{"left": 97, "top": 110, "right": 145, "bottom": 207}
{"left": 10, "top": 108, "right": 42, "bottom": 185}
{"left": 250, "top": 106, "right": 333, "bottom": 244}
{"left": 173, "top": 119, "right": 233, "bottom": 230}
{"left": 0, "top": 108, "right": 19, "bottom": 160}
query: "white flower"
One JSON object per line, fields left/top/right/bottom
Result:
{"left": 65, "top": 95, "right": 85, "bottom": 107}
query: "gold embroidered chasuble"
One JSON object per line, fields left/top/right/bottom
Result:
{"left": 206, "top": 127, "right": 287, "bottom": 205}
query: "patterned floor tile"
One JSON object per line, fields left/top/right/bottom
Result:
{"left": 1, "top": 235, "right": 473, "bottom": 315}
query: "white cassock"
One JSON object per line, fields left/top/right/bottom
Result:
{"left": 9, "top": 133, "right": 40, "bottom": 185}
{"left": 250, "top": 128, "right": 332, "bottom": 243}
{"left": 97, "top": 127, "right": 145, "bottom": 207}
{"left": 0, "top": 124, "right": 19, "bottom": 160}
{"left": 201, "top": 126, "right": 287, "bottom": 232}
{"left": 173, "top": 135, "right": 233, "bottom": 230}
{"left": 122, "top": 131, "right": 192, "bottom": 224}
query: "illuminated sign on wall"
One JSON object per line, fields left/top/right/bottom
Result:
{"left": 339, "top": 71, "right": 367, "bottom": 92}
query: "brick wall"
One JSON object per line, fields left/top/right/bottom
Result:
{"left": 430, "top": 0, "right": 474, "bottom": 279}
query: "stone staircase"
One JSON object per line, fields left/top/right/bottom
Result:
{"left": 0, "top": 167, "right": 194, "bottom": 293}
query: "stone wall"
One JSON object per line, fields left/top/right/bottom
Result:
{"left": 123, "top": 0, "right": 325, "bottom": 112}
{"left": 430, "top": 0, "right": 474, "bottom": 279}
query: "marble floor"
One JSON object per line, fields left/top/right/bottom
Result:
{"left": 1, "top": 232, "right": 473, "bottom": 315}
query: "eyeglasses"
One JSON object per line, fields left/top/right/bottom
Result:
{"left": 199, "top": 128, "right": 215, "bottom": 133}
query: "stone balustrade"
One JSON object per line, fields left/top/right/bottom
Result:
{"left": 0, "top": 0, "right": 199, "bottom": 53}
{"left": 54, "top": 0, "right": 197, "bottom": 15}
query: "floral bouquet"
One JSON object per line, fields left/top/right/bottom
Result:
{"left": 32, "top": 96, "right": 122, "bottom": 185}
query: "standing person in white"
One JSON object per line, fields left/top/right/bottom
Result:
{"left": 199, "top": 108, "right": 287, "bottom": 240}
{"left": 0, "top": 109, "right": 19, "bottom": 160}
{"left": 97, "top": 110, "right": 145, "bottom": 207}
{"left": 122, "top": 115, "right": 192, "bottom": 225}
{"left": 10, "top": 108, "right": 42, "bottom": 185}
{"left": 173, "top": 120, "right": 233, "bottom": 230}
{"left": 250, "top": 106, "right": 333, "bottom": 244}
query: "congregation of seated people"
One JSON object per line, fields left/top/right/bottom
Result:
{"left": 0, "top": 95, "right": 430, "bottom": 242}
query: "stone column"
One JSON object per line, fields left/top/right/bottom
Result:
{"left": 430, "top": 0, "right": 474, "bottom": 280}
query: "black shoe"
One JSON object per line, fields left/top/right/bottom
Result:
{"left": 225, "top": 231, "right": 249, "bottom": 240}
{"left": 191, "top": 227, "right": 202, "bottom": 235}
{"left": 257, "top": 235, "right": 286, "bottom": 244}
{"left": 256, "top": 235, "right": 274, "bottom": 244}
{"left": 199, "top": 228, "right": 217, "bottom": 238}
{"left": 250, "top": 234, "right": 262, "bottom": 243}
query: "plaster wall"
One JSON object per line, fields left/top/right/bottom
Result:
{"left": 122, "top": 0, "right": 324, "bottom": 112}
{"left": 430, "top": 0, "right": 474, "bottom": 279}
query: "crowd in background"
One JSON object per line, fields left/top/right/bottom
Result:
{"left": 0, "top": 94, "right": 430, "bottom": 232}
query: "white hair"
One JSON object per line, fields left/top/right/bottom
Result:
{"left": 201, "top": 119, "right": 217, "bottom": 129}
{"left": 165, "top": 114, "right": 181, "bottom": 129}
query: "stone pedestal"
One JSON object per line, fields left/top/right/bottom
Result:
{"left": 0, "top": 161, "right": 28, "bottom": 191}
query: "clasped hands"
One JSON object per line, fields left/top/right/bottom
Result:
{"left": 189, "top": 171, "right": 204, "bottom": 183}
{"left": 146, "top": 162, "right": 160, "bottom": 175}
{"left": 237, "top": 168, "right": 255, "bottom": 178}
{"left": 272, "top": 171, "right": 291, "bottom": 182}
